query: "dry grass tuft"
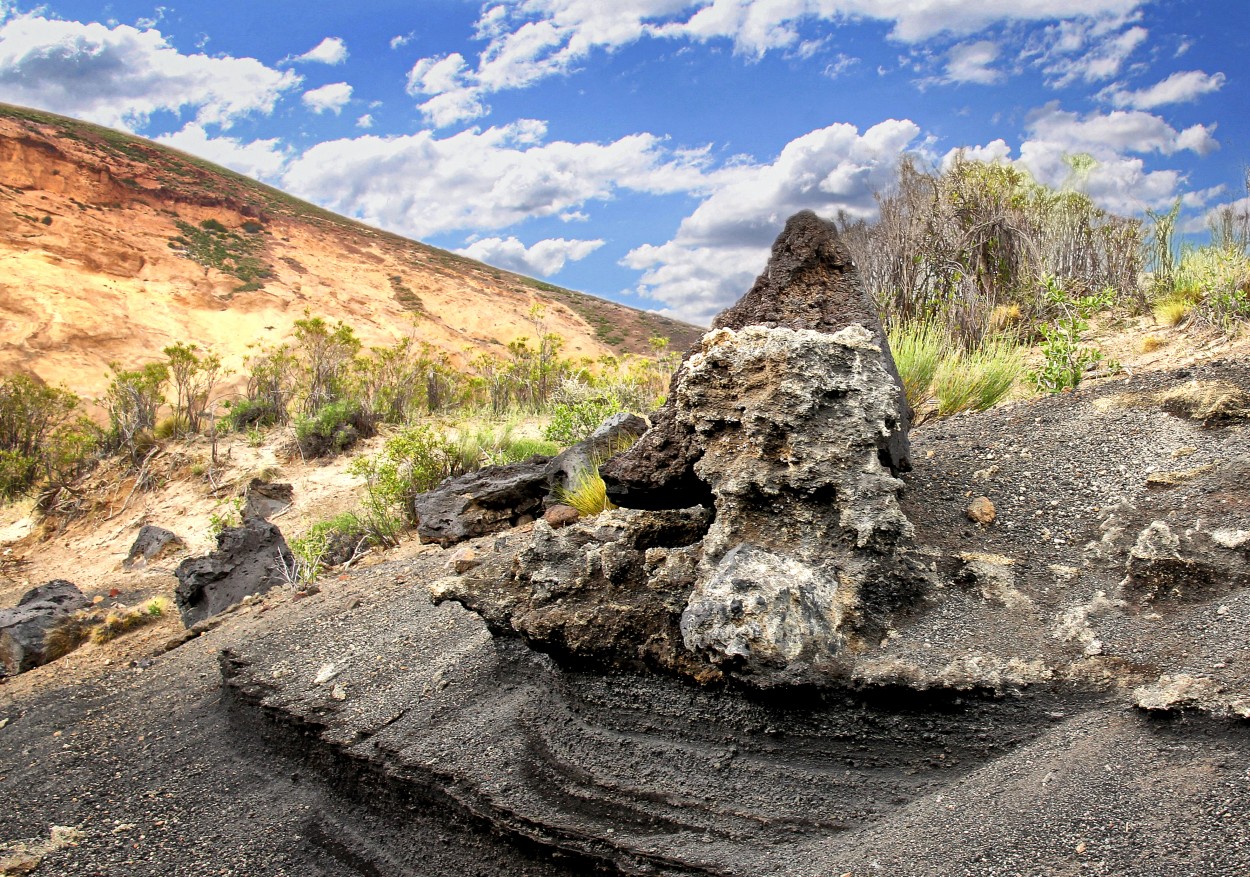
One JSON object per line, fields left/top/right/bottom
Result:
{"left": 1153, "top": 298, "right": 1191, "bottom": 327}
{"left": 556, "top": 467, "right": 616, "bottom": 517}
{"left": 1139, "top": 334, "right": 1167, "bottom": 353}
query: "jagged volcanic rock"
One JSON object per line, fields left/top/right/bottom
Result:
{"left": 174, "top": 518, "right": 293, "bottom": 627}
{"left": 122, "top": 524, "right": 184, "bottom": 569}
{"left": 434, "top": 324, "right": 930, "bottom": 686}
{"left": 0, "top": 579, "right": 88, "bottom": 674}
{"left": 603, "top": 209, "right": 910, "bottom": 510}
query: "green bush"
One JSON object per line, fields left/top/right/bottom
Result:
{"left": 544, "top": 396, "right": 624, "bottom": 446}
{"left": 348, "top": 425, "right": 460, "bottom": 544}
{"left": 294, "top": 401, "right": 375, "bottom": 458}
{"left": 288, "top": 512, "right": 369, "bottom": 583}
{"left": 0, "top": 374, "right": 99, "bottom": 499}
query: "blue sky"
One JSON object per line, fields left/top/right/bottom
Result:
{"left": 0, "top": 0, "right": 1246, "bottom": 325}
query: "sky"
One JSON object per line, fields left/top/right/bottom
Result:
{"left": 0, "top": 0, "right": 1247, "bottom": 326}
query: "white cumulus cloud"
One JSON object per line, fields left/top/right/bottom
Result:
{"left": 280, "top": 119, "right": 715, "bottom": 239}
{"left": 404, "top": 0, "right": 1148, "bottom": 125}
{"left": 455, "top": 236, "right": 605, "bottom": 276}
{"left": 1103, "top": 69, "right": 1226, "bottom": 109}
{"left": 292, "top": 36, "right": 348, "bottom": 66}
{"left": 1025, "top": 103, "right": 1219, "bottom": 157}
{"left": 302, "top": 81, "right": 353, "bottom": 114}
{"left": 0, "top": 14, "right": 300, "bottom": 130}
{"left": 154, "top": 123, "right": 289, "bottom": 181}
{"left": 944, "top": 40, "right": 1003, "bottom": 84}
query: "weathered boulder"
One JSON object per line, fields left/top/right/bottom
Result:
{"left": 241, "top": 479, "right": 294, "bottom": 521}
{"left": 414, "top": 457, "right": 550, "bottom": 547}
{"left": 436, "top": 325, "right": 930, "bottom": 685}
{"left": 122, "top": 524, "right": 183, "bottom": 569}
{"left": 0, "top": 580, "right": 88, "bottom": 674}
{"left": 603, "top": 209, "right": 910, "bottom": 510}
{"left": 174, "top": 518, "right": 293, "bottom": 627}
{"left": 431, "top": 507, "right": 716, "bottom": 679}
{"left": 673, "top": 325, "right": 930, "bottom": 678}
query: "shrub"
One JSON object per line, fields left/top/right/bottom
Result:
{"left": 556, "top": 466, "right": 615, "bottom": 517}
{"left": 0, "top": 374, "right": 98, "bottom": 499}
{"left": 288, "top": 512, "right": 370, "bottom": 584}
{"left": 294, "top": 401, "right": 375, "bottom": 458}
{"left": 544, "top": 388, "right": 624, "bottom": 446}
{"left": 348, "top": 425, "right": 460, "bottom": 545}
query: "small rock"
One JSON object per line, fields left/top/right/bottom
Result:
{"left": 1211, "top": 529, "right": 1250, "bottom": 550}
{"left": 330, "top": 682, "right": 347, "bottom": 701}
{"left": 313, "top": 663, "right": 339, "bottom": 685}
{"left": 972, "top": 465, "right": 999, "bottom": 482}
{"left": 967, "top": 496, "right": 996, "bottom": 525}
{"left": 543, "top": 504, "right": 580, "bottom": 529}
{"left": 450, "top": 547, "right": 480, "bottom": 574}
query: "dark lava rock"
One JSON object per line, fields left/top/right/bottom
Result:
{"left": 603, "top": 209, "right": 911, "bottom": 510}
{"left": 241, "top": 479, "right": 294, "bottom": 521}
{"left": 432, "top": 506, "right": 716, "bottom": 680}
{"left": 415, "top": 414, "right": 650, "bottom": 548}
{"left": 415, "top": 457, "right": 551, "bottom": 548}
{"left": 0, "top": 580, "right": 88, "bottom": 674}
{"left": 174, "top": 518, "right": 293, "bottom": 627}
{"left": 122, "top": 524, "right": 184, "bottom": 569}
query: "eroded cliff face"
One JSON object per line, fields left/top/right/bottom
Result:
{"left": 0, "top": 104, "right": 701, "bottom": 402}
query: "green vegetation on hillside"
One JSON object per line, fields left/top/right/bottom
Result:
{"left": 169, "top": 218, "right": 272, "bottom": 291}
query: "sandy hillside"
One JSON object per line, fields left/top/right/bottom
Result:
{"left": 0, "top": 103, "right": 701, "bottom": 404}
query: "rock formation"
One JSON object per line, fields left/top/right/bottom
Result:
{"left": 241, "top": 479, "right": 294, "bottom": 521}
{"left": 122, "top": 524, "right": 184, "bottom": 569}
{"left": 414, "top": 412, "right": 649, "bottom": 548}
{"left": 435, "top": 212, "right": 929, "bottom": 685}
{"left": 602, "top": 209, "right": 910, "bottom": 510}
{"left": 174, "top": 518, "right": 294, "bottom": 626}
{"left": 0, "top": 579, "right": 88, "bottom": 674}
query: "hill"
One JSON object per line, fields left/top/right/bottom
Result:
{"left": 0, "top": 103, "right": 701, "bottom": 401}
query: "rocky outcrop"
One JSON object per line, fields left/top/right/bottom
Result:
{"left": 432, "top": 506, "right": 715, "bottom": 679}
{"left": 435, "top": 323, "right": 930, "bottom": 686}
{"left": 542, "top": 411, "right": 648, "bottom": 500}
{"left": 0, "top": 580, "right": 88, "bottom": 674}
{"left": 241, "top": 479, "right": 293, "bottom": 521}
{"left": 603, "top": 210, "right": 910, "bottom": 510}
{"left": 174, "top": 519, "right": 293, "bottom": 627}
{"left": 414, "top": 413, "right": 650, "bottom": 548}
{"left": 122, "top": 524, "right": 183, "bottom": 569}
{"left": 414, "top": 457, "right": 550, "bottom": 548}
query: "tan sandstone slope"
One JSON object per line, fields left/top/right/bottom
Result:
{"left": 0, "top": 103, "right": 701, "bottom": 402}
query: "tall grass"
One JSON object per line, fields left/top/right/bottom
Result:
{"left": 932, "top": 339, "right": 1022, "bottom": 416}
{"left": 888, "top": 321, "right": 944, "bottom": 411}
